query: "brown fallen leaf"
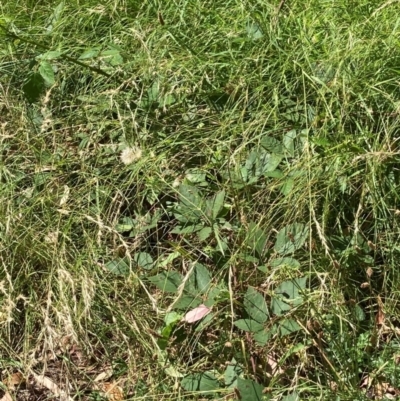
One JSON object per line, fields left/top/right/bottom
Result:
{"left": 3, "top": 372, "right": 24, "bottom": 390}
{"left": 102, "top": 382, "right": 124, "bottom": 401}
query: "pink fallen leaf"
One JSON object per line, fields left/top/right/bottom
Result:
{"left": 183, "top": 304, "right": 211, "bottom": 323}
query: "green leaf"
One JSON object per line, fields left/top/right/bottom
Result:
{"left": 282, "top": 393, "right": 299, "bottom": 401}
{"left": 246, "top": 221, "right": 267, "bottom": 257}
{"left": 148, "top": 271, "right": 182, "bottom": 293}
{"left": 246, "top": 22, "right": 263, "bottom": 41}
{"left": 279, "top": 319, "right": 301, "bottom": 336}
{"left": 237, "top": 378, "right": 264, "bottom": 401}
{"left": 198, "top": 226, "right": 212, "bottom": 241}
{"left": 38, "top": 61, "right": 55, "bottom": 85}
{"left": 272, "top": 277, "right": 307, "bottom": 315}
{"left": 78, "top": 47, "right": 101, "bottom": 60}
{"left": 281, "top": 178, "right": 295, "bottom": 196}
{"left": 283, "top": 130, "right": 297, "bottom": 157}
{"left": 185, "top": 169, "right": 206, "bottom": 183}
{"left": 256, "top": 152, "right": 283, "bottom": 176}
{"left": 133, "top": 252, "right": 153, "bottom": 270}
{"left": 181, "top": 372, "right": 220, "bottom": 393}
{"left": 115, "top": 217, "right": 135, "bottom": 232}
{"left": 274, "top": 223, "right": 309, "bottom": 255}
{"left": 270, "top": 257, "right": 300, "bottom": 269}
{"left": 234, "top": 319, "right": 264, "bottom": 333}
{"left": 224, "top": 358, "right": 243, "bottom": 387}
{"left": 23, "top": 72, "right": 45, "bottom": 103}
{"left": 193, "top": 263, "right": 212, "bottom": 294}
{"left": 211, "top": 190, "right": 225, "bottom": 219}
{"left": 260, "top": 136, "right": 283, "bottom": 154}
{"left": 38, "top": 50, "right": 62, "bottom": 60}
{"left": 244, "top": 287, "right": 269, "bottom": 323}
{"left": 105, "top": 258, "right": 130, "bottom": 276}
{"left": 173, "top": 295, "right": 202, "bottom": 310}
{"left": 253, "top": 329, "right": 272, "bottom": 345}
{"left": 171, "top": 224, "right": 204, "bottom": 234}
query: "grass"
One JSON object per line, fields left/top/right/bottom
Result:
{"left": 1, "top": 0, "right": 400, "bottom": 400}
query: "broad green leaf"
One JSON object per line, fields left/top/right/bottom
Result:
{"left": 78, "top": 47, "right": 101, "bottom": 60}
{"left": 100, "top": 49, "right": 123, "bottom": 66}
{"left": 244, "top": 287, "right": 269, "bottom": 323}
{"left": 234, "top": 319, "right": 264, "bottom": 333}
{"left": 116, "top": 217, "right": 135, "bottom": 232}
{"left": 283, "top": 130, "right": 296, "bottom": 156}
{"left": 256, "top": 152, "right": 283, "bottom": 176}
{"left": 193, "top": 263, "right": 211, "bottom": 294}
{"left": 186, "top": 169, "right": 206, "bottom": 183}
{"left": 212, "top": 190, "right": 225, "bottom": 219}
{"left": 164, "top": 311, "right": 182, "bottom": 327}
{"left": 224, "top": 358, "right": 243, "bottom": 387}
{"left": 105, "top": 258, "right": 130, "bottom": 276}
{"left": 237, "top": 378, "right": 264, "bottom": 401}
{"left": 282, "top": 392, "right": 299, "bottom": 401}
{"left": 148, "top": 271, "right": 182, "bottom": 293}
{"left": 246, "top": 221, "right": 267, "bottom": 257}
{"left": 281, "top": 178, "right": 295, "bottom": 196}
{"left": 198, "top": 226, "right": 212, "bottom": 241}
{"left": 246, "top": 22, "right": 263, "bottom": 41}
{"left": 133, "top": 252, "right": 153, "bottom": 270}
{"left": 181, "top": 372, "right": 220, "bottom": 393}
{"left": 270, "top": 257, "right": 300, "bottom": 269}
{"left": 38, "top": 61, "right": 55, "bottom": 85}
{"left": 272, "top": 277, "right": 307, "bottom": 315}
{"left": 177, "top": 184, "right": 204, "bottom": 222}
{"left": 22, "top": 72, "right": 45, "bottom": 103}
{"left": 279, "top": 319, "right": 301, "bottom": 336}
{"left": 260, "top": 136, "right": 283, "bottom": 154}
{"left": 274, "top": 222, "right": 309, "bottom": 255}
{"left": 173, "top": 295, "right": 202, "bottom": 310}
{"left": 38, "top": 50, "right": 62, "bottom": 60}
{"left": 253, "top": 329, "right": 272, "bottom": 345}
{"left": 165, "top": 365, "right": 184, "bottom": 378}
{"left": 171, "top": 223, "right": 204, "bottom": 234}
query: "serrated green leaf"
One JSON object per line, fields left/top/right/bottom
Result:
{"left": 244, "top": 287, "right": 269, "bottom": 323}
{"left": 105, "top": 258, "right": 130, "bottom": 276}
{"left": 133, "top": 252, "right": 153, "bottom": 270}
{"left": 234, "top": 319, "right": 264, "bottom": 333}
{"left": 237, "top": 378, "right": 264, "bottom": 401}
{"left": 38, "top": 61, "right": 55, "bottom": 85}
{"left": 148, "top": 271, "right": 182, "bottom": 293}
{"left": 181, "top": 372, "right": 220, "bottom": 393}
{"left": 274, "top": 223, "right": 309, "bottom": 255}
